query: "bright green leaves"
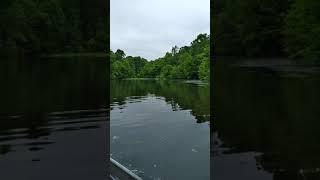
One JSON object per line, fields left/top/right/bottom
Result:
{"left": 111, "top": 33, "right": 210, "bottom": 80}
{"left": 111, "top": 49, "right": 148, "bottom": 79}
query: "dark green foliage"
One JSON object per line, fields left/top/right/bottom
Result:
{"left": 283, "top": 0, "right": 320, "bottom": 62}
{"left": 213, "top": 0, "right": 290, "bottom": 57}
{"left": 111, "top": 34, "right": 210, "bottom": 81}
{"left": 0, "top": 0, "right": 107, "bottom": 56}
{"left": 213, "top": 0, "right": 320, "bottom": 62}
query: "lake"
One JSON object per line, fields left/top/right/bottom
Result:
{"left": 110, "top": 80, "right": 210, "bottom": 179}
{"left": 212, "top": 59, "right": 320, "bottom": 180}
{"left": 0, "top": 57, "right": 108, "bottom": 180}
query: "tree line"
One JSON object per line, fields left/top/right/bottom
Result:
{"left": 111, "top": 33, "right": 210, "bottom": 81}
{"left": 212, "top": 0, "right": 320, "bottom": 62}
{"left": 0, "top": 0, "right": 107, "bottom": 56}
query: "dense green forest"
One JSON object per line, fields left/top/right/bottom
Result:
{"left": 111, "top": 34, "right": 210, "bottom": 81}
{"left": 0, "top": 0, "right": 107, "bottom": 56}
{"left": 212, "top": 0, "right": 320, "bottom": 62}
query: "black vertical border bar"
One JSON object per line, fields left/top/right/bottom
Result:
{"left": 106, "top": 0, "right": 111, "bottom": 176}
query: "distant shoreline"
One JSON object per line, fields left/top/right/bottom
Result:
{"left": 227, "top": 58, "right": 320, "bottom": 74}
{"left": 113, "top": 78, "right": 210, "bottom": 84}
{"left": 41, "top": 52, "right": 108, "bottom": 58}
{"left": 123, "top": 78, "right": 158, "bottom": 80}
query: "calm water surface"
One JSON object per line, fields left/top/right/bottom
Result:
{"left": 111, "top": 80, "right": 210, "bottom": 180}
{"left": 0, "top": 57, "right": 108, "bottom": 179}
{"left": 213, "top": 59, "right": 320, "bottom": 180}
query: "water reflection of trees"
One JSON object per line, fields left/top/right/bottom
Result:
{"left": 111, "top": 80, "right": 210, "bottom": 123}
{"left": 0, "top": 58, "right": 108, "bottom": 142}
{"left": 214, "top": 64, "right": 320, "bottom": 179}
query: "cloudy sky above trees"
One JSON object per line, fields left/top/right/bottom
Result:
{"left": 111, "top": 0, "right": 210, "bottom": 60}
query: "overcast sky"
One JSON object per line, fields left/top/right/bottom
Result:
{"left": 111, "top": 0, "right": 210, "bottom": 60}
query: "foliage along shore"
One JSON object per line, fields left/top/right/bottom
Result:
{"left": 0, "top": 0, "right": 107, "bottom": 56}
{"left": 212, "top": 0, "right": 320, "bottom": 63}
{"left": 111, "top": 34, "right": 210, "bottom": 81}
{"left": 118, "top": 78, "right": 210, "bottom": 86}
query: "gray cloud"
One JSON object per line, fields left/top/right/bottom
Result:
{"left": 111, "top": 0, "right": 210, "bottom": 60}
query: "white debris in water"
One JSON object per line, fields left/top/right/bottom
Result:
{"left": 153, "top": 164, "right": 157, "bottom": 168}
{"left": 131, "top": 169, "right": 145, "bottom": 176}
{"left": 131, "top": 169, "right": 138, "bottom": 173}
{"left": 192, "top": 149, "right": 198, "bottom": 153}
{"left": 137, "top": 170, "right": 144, "bottom": 174}
{"left": 112, "top": 136, "right": 119, "bottom": 140}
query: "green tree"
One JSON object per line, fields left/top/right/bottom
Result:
{"left": 110, "top": 33, "right": 210, "bottom": 80}
{"left": 283, "top": 0, "right": 320, "bottom": 62}
{"left": 115, "top": 49, "right": 126, "bottom": 61}
{"left": 212, "top": 0, "right": 289, "bottom": 57}
{"left": 160, "top": 65, "right": 173, "bottom": 79}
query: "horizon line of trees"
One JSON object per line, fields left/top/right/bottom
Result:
{"left": 111, "top": 33, "right": 210, "bottom": 81}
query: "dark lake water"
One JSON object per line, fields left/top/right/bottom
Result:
{"left": 110, "top": 80, "right": 210, "bottom": 180}
{"left": 213, "top": 59, "right": 320, "bottom": 180}
{"left": 0, "top": 57, "right": 108, "bottom": 180}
